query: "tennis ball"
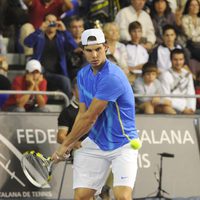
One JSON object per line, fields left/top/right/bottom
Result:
{"left": 130, "top": 138, "right": 142, "bottom": 150}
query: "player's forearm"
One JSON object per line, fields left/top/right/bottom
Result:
{"left": 57, "top": 113, "right": 96, "bottom": 155}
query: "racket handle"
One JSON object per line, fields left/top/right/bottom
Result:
{"left": 54, "top": 152, "right": 70, "bottom": 161}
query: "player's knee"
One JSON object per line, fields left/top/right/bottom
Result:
{"left": 115, "top": 192, "right": 132, "bottom": 200}
{"left": 74, "top": 189, "right": 95, "bottom": 200}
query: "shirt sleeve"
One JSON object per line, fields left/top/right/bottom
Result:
{"left": 95, "top": 74, "right": 125, "bottom": 102}
{"left": 58, "top": 107, "right": 70, "bottom": 127}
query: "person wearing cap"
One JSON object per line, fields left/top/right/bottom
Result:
{"left": 3, "top": 59, "right": 48, "bottom": 112}
{"left": 133, "top": 62, "right": 176, "bottom": 114}
{"left": 52, "top": 28, "right": 140, "bottom": 200}
{"left": 23, "top": 13, "right": 75, "bottom": 98}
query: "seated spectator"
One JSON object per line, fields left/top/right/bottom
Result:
{"left": 126, "top": 21, "right": 149, "bottom": 84}
{"left": 24, "top": 14, "right": 74, "bottom": 98}
{"left": 20, "top": 0, "right": 73, "bottom": 56}
{"left": 103, "top": 22, "right": 128, "bottom": 74}
{"left": 149, "top": 24, "right": 190, "bottom": 74}
{"left": 159, "top": 49, "right": 196, "bottom": 114}
{"left": 133, "top": 62, "right": 176, "bottom": 114}
{"left": 115, "top": 0, "right": 156, "bottom": 50}
{"left": 181, "top": 0, "right": 200, "bottom": 62}
{"left": 66, "top": 16, "right": 86, "bottom": 80}
{"left": 150, "top": 0, "right": 181, "bottom": 44}
{"left": 3, "top": 59, "right": 48, "bottom": 112}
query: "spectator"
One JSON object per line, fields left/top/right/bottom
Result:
{"left": 133, "top": 62, "right": 176, "bottom": 114}
{"left": 182, "top": 0, "right": 200, "bottom": 62}
{"left": 159, "top": 49, "right": 196, "bottom": 114}
{"left": 126, "top": 21, "right": 149, "bottom": 84}
{"left": 149, "top": 24, "right": 189, "bottom": 74}
{"left": 3, "top": 59, "right": 48, "bottom": 112}
{"left": 66, "top": 16, "right": 86, "bottom": 80}
{"left": 20, "top": 0, "right": 73, "bottom": 56}
{"left": 103, "top": 22, "right": 128, "bottom": 74}
{"left": 24, "top": 14, "right": 74, "bottom": 98}
{"left": 115, "top": 0, "right": 156, "bottom": 50}
{"left": 150, "top": 0, "right": 181, "bottom": 44}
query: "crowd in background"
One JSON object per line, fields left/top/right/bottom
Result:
{"left": 0, "top": 0, "right": 200, "bottom": 114}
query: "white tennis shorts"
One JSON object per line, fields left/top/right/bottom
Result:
{"left": 73, "top": 137, "right": 138, "bottom": 194}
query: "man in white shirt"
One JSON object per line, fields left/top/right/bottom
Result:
{"left": 159, "top": 48, "right": 196, "bottom": 114}
{"left": 115, "top": 0, "right": 156, "bottom": 50}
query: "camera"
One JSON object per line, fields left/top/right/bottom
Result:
{"left": 48, "top": 21, "right": 57, "bottom": 27}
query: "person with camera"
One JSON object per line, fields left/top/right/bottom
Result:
{"left": 24, "top": 14, "right": 76, "bottom": 99}
{"left": 19, "top": 0, "right": 73, "bottom": 57}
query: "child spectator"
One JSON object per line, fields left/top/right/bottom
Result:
{"left": 115, "top": 0, "right": 156, "bottom": 50}
{"left": 133, "top": 62, "right": 176, "bottom": 114}
{"left": 3, "top": 59, "right": 48, "bottom": 112}
{"left": 126, "top": 21, "right": 149, "bottom": 84}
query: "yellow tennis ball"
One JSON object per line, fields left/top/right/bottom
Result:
{"left": 130, "top": 138, "right": 142, "bottom": 150}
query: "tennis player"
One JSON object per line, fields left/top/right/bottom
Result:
{"left": 52, "top": 28, "right": 140, "bottom": 200}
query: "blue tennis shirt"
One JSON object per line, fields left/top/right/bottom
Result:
{"left": 77, "top": 59, "right": 138, "bottom": 150}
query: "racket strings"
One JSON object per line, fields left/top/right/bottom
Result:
{"left": 23, "top": 154, "right": 50, "bottom": 183}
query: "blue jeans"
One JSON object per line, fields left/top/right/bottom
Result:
{"left": 45, "top": 73, "right": 72, "bottom": 99}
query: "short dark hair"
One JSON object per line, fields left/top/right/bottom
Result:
{"left": 142, "top": 62, "right": 158, "bottom": 75}
{"left": 170, "top": 48, "right": 185, "bottom": 60}
{"left": 162, "top": 24, "right": 176, "bottom": 35}
{"left": 128, "top": 21, "right": 142, "bottom": 34}
{"left": 67, "top": 15, "right": 84, "bottom": 29}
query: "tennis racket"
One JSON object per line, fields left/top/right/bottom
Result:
{"left": 21, "top": 150, "right": 69, "bottom": 188}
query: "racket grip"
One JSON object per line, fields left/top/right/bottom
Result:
{"left": 54, "top": 151, "right": 70, "bottom": 161}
